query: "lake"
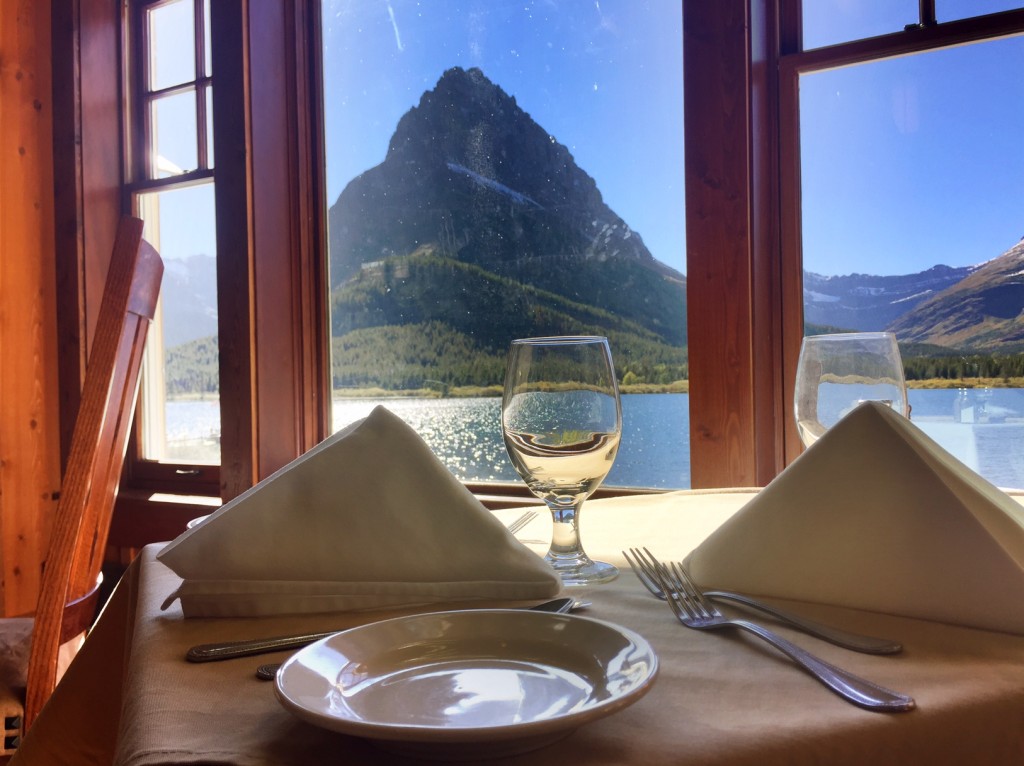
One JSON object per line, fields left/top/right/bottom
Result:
{"left": 165, "top": 388, "right": 1024, "bottom": 489}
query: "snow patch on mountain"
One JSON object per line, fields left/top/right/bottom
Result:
{"left": 447, "top": 162, "right": 542, "bottom": 208}
{"left": 891, "top": 290, "right": 934, "bottom": 304}
{"left": 804, "top": 289, "right": 841, "bottom": 303}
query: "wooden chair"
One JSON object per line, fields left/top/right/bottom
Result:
{"left": 0, "top": 217, "right": 163, "bottom": 752}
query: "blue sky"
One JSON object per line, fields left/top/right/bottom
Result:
{"left": 321, "top": 0, "right": 1023, "bottom": 277}
{"left": 321, "top": 0, "right": 686, "bottom": 271}
{"left": 800, "top": 29, "right": 1024, "bottom": 276}
{"left": 156, "top": 1, "right": 1023, "bottom": 280}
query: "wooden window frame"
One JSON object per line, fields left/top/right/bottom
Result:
{"left": 58, "top": 0, "right": 1023, "bottom": 548}
{"left": 121, "top": 0, "right": 220, "bottom": 497}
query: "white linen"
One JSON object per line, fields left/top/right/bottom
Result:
{"left": 685, "top": 401, "right": 1024, "bottom": 634}
{"left": 157, "top": 405, "right": 561, "bottom": 616}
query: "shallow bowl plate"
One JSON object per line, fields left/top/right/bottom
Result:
{"left": 274, "top": 609, "right": 658, "bottom": 760}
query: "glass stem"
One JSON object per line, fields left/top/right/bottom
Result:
{"left": 544, "top": 497, "right": 592, "bottom": 565}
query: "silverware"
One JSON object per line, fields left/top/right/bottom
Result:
{"left": 251, "top": 596, "right": 585, "bottom": 680}
{"left": 505, "top": 509, "right": 538, "bottom": 536}
{"left": 623, "top": 549, "right": 901, "bottom": 655}
{"left": 186, "top": 596, "right": 582, "bottom": 663}
{"left": 627, "top": 548, "right": 915, "bottom": 713}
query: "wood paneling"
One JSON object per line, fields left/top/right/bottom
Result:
{"left": 0, "top": 0, "right": 61, "bottom": 616}
{"left": 52, "top": 0, "right": 125, "bottom": 464}
{"left": 684, "top": 1, "right": 759, "bottom": 488}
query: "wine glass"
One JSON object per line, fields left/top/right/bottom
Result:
{"left": 501, "top": 336, "right": 621, "bottom": 586}
{"left": 794, "top": 331, "right": 909, "bottom": 448}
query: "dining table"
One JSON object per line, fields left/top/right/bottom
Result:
{"left": 13, "top": 487, "right": 1024, "bottom": 765}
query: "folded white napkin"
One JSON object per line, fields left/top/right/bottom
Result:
{"left": 685, "top": 401, "right": 1024, "bottom": 634}
{"left": 157, "top": 406, "right": 561, "bottom": 617}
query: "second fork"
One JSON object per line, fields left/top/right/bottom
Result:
{"left": 628, "top": 548, "right": 916, "bottom": 712}
{"left": 623, "top": 549, "right": 901, "bottom": 655}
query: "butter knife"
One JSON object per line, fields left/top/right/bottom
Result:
{"left": 185, "top": 597, "right": 578, "bottom": 663}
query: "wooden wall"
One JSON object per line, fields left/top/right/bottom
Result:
{"left": 0, "top": 0, "right": 62, "bottom": 616}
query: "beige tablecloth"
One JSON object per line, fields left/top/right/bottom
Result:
{"left": 14, "top": 489, "right": 1024, "bottom": 765}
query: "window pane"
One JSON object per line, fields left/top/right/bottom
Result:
{"left": 936, "top": 0, "right": 1024, "bottom": 22}
{"left": 802, "top": 0, "right": 918, "bottom": 49}
{"left": 151, "top": 91, "right": 198, "bottom": 177}
{"left": 799, "top": 36, "right": 1024, "bottom": 488}
{"left": 137, "top": 184, "right": 221, "bottom": 464}
{"left": 148, "top": 0, "right": 195, "bottom": 90}
{"left": 321, "top": 0, "right": 688, "bottom": 488}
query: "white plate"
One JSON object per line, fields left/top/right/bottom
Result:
{"left": 274, "top": 609, "right": 658, "bottom": 760}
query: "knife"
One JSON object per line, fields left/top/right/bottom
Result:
{"left": 185, "top": 597, "right": 579, "bottom": 663}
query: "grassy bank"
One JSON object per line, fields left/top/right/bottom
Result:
{"left": 907, "top": 377, "right": 1024, "bottom": 389}
{"left": 327, "top": 377, "right": 1021, "bottom": 399}
{"left": 331, "top": 381, "right": 691, "bottom": 398}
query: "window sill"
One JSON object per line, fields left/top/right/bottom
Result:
{"left": 108, "top": 483, "right": 665, "bottom": 551}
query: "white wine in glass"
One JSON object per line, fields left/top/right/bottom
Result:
{"left": 502, "top": 336, "right": 621, "bottom": 586}
{"left": 794, "top": 331, "right": 909, "bottom": 448}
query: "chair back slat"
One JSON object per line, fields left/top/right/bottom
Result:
{"left": 22, "top": 217, "right": 163, "bottom": 729}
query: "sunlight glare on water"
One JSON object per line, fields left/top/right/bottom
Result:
{"left": 331, "top": 395, "right": 693, "bottom": 489}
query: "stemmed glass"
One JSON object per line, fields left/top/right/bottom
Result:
{"left": 501, "top": 336, "right": 621, "bottom": 586}
{"left": 794, "top": 331, "right": 909, "bottom": 448}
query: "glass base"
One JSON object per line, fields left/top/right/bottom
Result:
{"left": 544, "top": 554, "right": 619, "bottom": 587}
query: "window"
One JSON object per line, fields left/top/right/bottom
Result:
{"left": 789, "top": 3, "right": 1024, "bottom": 487}
{"left": 103, "top": 0, "right": 1024, "bottom": 536}
{"left": 320, "top": 1, "right": 688, "bottom": 489}
{"left": 125, "top": 0, "right": 220, "bottom": 493}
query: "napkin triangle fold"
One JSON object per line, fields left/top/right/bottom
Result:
{"left": 685, "top": 401, "right": 1024, "bottom": 634}
{"left": 157, "top": 406, "right": 560, "bottom": 617}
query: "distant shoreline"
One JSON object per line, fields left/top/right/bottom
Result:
{"left": 166, "top": 377, "right": 1024, "bottom": 402}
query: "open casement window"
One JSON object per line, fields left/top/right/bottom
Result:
{"left": 683, "top": 1, "right": 1024, "bottom": 488}
{"left": 777, "top": 1, "right": 1024, "bottom": 482}
{"left": 123, "top": 0, "right": 220, "bottom": 497}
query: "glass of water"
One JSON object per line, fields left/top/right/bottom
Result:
{"left": 501, "top": 336, "right": 621, "bottom": 586}
{"left": 794, "top": 332, "right": 909, "bottom": 448}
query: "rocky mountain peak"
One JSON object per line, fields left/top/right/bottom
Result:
{"left": 384, "top": 66, "right": 598, "bottom": 213}
{"left": 325, "top": 66, "right": 686, "bottom": 349}
{"left": 328, "top": 67, "right": 674, "bottom": 290}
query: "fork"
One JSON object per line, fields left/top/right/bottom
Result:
{"left": 505, "top": 510, "right": 538, "bottom": 536}
{"left": 628, "top": 548, "right": 915, "bottom": 712}
{"left": 623, "top": 550, "right": 901, "bottom": 655}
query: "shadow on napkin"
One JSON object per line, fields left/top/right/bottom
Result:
{"left": 157, "top": 406, "right": 560, "bottom": 617}
{"left": 685, "top": 401, "right": 1024, "bottom": 634}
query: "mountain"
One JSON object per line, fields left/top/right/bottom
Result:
{"left": 888, "top": 239, "right": 1024, "bottom": 351}
{"left": 160, "top": 254, "right": 218, "bottom": 347}
{"left": 326, "top": 66, "right": 687, "bottom": 372}
{"left": 803, "top": 264, "right": 977, "bottom": 332}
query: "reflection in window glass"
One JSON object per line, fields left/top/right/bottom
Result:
{"left": 320, "top": 0, "right": 688, "bottom": 488}
{"left": 799, "top": 36, "right": 1024, "bottom": 487}
{"left": 802, "top": 0, "right": 917, "bottom": 49}
{"left": 148, "top": 0, "right": 195, "bottom": 90}
{"left": 152, "top": 91, "right": 198, "bottom": 176}
{"left": 137, "top": 184, "right": 220, "bottom": 465}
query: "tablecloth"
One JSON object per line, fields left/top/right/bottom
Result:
{"left": 13, "top": 489, "right": 1024, "bottom": 765}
